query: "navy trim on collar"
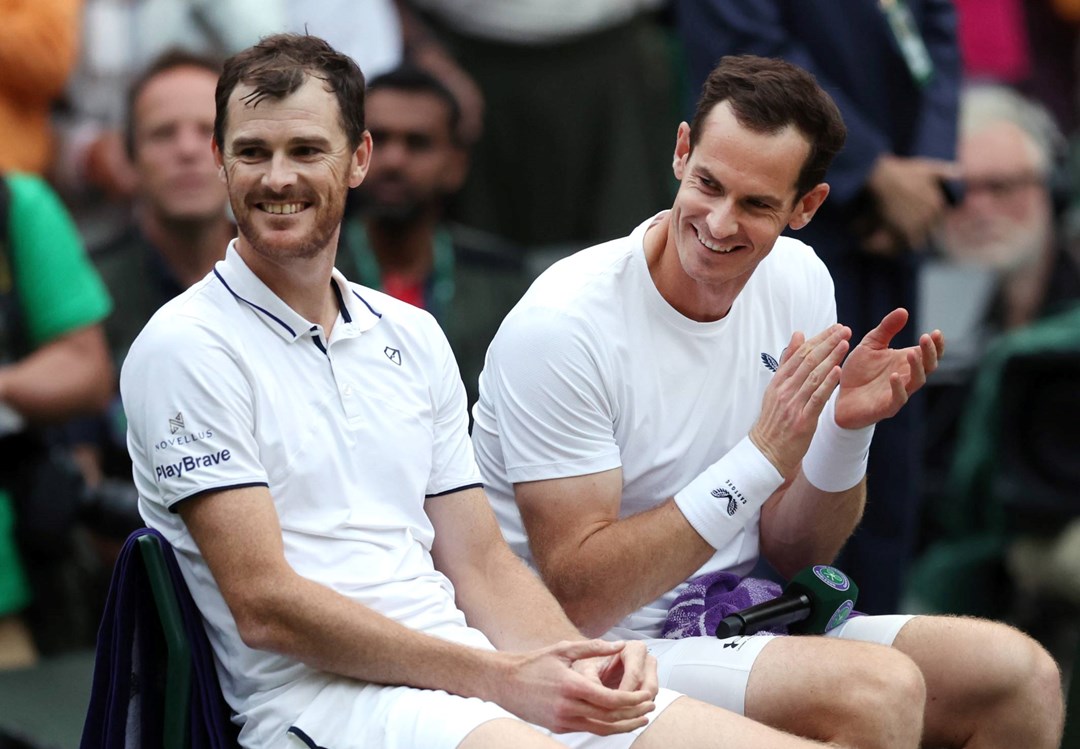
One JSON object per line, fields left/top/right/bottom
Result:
{"left": 331, "top": 279, "right": 352, "bottom": 324}
{"left": 352, "top": 289, "right": 382, "bottom": 318}
{"left": 310, "top": 325, "right": 327, "bottom": 354}
{"left": 214, "top": 269, "right": 298, "bottom": 337}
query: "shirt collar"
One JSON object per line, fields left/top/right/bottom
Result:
{"left": 212, "top": 240, "right": 382, "bottom": 343}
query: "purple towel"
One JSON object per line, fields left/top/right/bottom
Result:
{"left": 661, "top": 571, "right": 785, "bottom": 639}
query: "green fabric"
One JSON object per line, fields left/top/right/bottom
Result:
{"left": 908, "top": 303, "right": 1080, "bottom": 615}
{"left": 0, "top": 172, "right": 112, "bottom": 615}
{"left": 943, "top": 303, "right": 1080, "bottom": 536}
{"left": 6, "top": 172, "right": 112, "bottom": 346}
{"left": 0, "top": 490, "right": 30, "bottom": 615}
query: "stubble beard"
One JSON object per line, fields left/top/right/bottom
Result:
{"left": 231, "top": 188, "right": 347, "bottom": 261}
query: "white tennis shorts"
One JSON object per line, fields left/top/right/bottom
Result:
{"left": 616, "top": 614, "right": 915, "bottom": 715}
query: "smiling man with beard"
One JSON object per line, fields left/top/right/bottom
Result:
{"left": 336, "top": 65, "right": 526, "bottom": 410}
{"left": 935, "top": 84, "right": 1080, "bottom": 335}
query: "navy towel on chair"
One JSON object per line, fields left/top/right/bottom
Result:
{"left": 79, "top": 527, "right": 238, "bottom": 749}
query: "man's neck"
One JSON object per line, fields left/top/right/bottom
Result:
{"left": 365, "top": 210, "right": 440, "bottom": 282}
{"left": 139, "top": 209, "right": 235, "bottom": 289}
{"left": 644, "top": 213, "right": 739, "bottom": 323}
{"left": 234, "top": 232, "right": 342, "bottom": 334}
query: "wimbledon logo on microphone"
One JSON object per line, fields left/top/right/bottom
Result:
{"left": 812, "top": 565, "right": 851, "bottom": 591}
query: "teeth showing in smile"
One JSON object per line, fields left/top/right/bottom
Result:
{"left": 697, "top": 229, "right": 735, "bottom": 253}
{"left": 260, "top": 202, "right": 306, "bottom": 215}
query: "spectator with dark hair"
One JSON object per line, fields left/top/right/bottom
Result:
{"left": 337, "top": 65, "right": 526, "bottom": 409}
{"left": 71, "top": 49, "right": 234, "bottom": 493}
{"left": 51, "top": 0, "right": 281, "bottom": 249}
{"left": 410, "top": 0, "right": 681, "bottom": 251}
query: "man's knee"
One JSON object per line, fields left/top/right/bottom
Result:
{"left": 998, "top": 627, "right": 1064, "bottom": 728}
{"left": 837, "top": 646, "right": 926, "bottom": 723}
{"left": 747, "top": 637, "right": 925, "bottom": 746}
{"left": 896, "top": 616, "right": 1065, "bottom": 746}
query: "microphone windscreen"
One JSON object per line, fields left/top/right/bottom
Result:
{"left": 786, "top": 565, "right": 858, "bottom": 634}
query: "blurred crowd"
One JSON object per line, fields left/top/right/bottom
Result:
{"left": 1, "top": 0, "right": 1079, "bottom": 706}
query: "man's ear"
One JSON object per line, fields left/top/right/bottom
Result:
{"left": 673, "top": 122, "right": 691, "bottom": 181}
{"left": 442, "top": 144, "right": 469, "bottom": 194}
{"left": 349, "top": 131, "right": 374, "bottom": 188}
{"left": 788, "top": 183, "right": 831, "bottom": 230}
{"left": 212, "top": 139, "right": 226, "bottom": 183}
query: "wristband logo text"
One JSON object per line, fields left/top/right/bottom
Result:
{"left": 711, "top": 479, "right": 747, "bottom": 516}
{"left": 155, "top": 449, "right": 232, "bottom": 482}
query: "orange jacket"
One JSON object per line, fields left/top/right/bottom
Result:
{"left": 0, "top": 0, "right": 81, "bottom": 174}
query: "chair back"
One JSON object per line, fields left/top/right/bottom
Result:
{"left": 79, "top": 528, "right": 239, "bottom": 749}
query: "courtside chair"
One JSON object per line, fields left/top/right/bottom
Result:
{"left": 79, "top": 528, "right": 239, "bottom": 749}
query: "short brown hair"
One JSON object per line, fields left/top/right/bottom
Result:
{"left": 690, "top": 55, "right": 846, "bottom": 198}
{"left": 214, "top": 33, "right": 366, "bottom": 151}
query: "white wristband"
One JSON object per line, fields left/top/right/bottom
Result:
{"left": 801, "top": 391, "right": 875, "bottom": 492}
{"left": 674, "top": 436, "right": 785, "bottom": 551}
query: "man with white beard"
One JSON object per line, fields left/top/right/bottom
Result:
{"left": 933, "top": 84, "right": 1080, "bottom": 338}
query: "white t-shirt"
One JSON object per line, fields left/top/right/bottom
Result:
{"left": 122, "top": 243, "right": 490, "bottom": 745}
{"left": 473, "top": 214, "right": 837, "bottom": 637}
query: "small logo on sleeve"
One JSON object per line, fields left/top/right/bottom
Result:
{"left": 384, "top": 347, "right": 402, "bottom": 365}
{"left": 169, "top": 412, "right": 186, "bottom": 434}
{"left": 154, "top": 449, "right": 232, "bottom": 482}
{"left": 760, "top": 353, "right": 779, "bottom": 372}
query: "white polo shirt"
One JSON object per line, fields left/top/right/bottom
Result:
{"left": 121, "top": 242, "right": 490, "bottom": 741}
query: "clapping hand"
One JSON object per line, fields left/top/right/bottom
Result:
{"left": 834, "top": 308, "right": 945, "bottom": 429}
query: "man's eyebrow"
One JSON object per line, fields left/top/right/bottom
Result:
{"left": 229, "top": 134, "right": 335, "bottom": 150}
{"left": 229, "top": 136, "right": 265, "bottom": 150}
{"left": 694, "top": 164, "right": 784, "bottom": 207}
{"left": 694, "top": 165, "right": 718, "bottom": 183}
{"left": 288, "top": 134, "right": 334, "bottom": 148}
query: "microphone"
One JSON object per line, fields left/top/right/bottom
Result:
{"left": 714, "top": 565, "right": 858, "bottom": 638}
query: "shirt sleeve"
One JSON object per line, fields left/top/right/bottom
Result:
{"left": 7, "top": 173, "right": 112, "bottom": 345}
{"left": 483, "top": 305, "right": 622, "bottom": 484}
{"left": 424, "top": 315, "right": 483, "bottom": 496}
{"left": 121, "top": 307, "right": 269, "bottom": 510}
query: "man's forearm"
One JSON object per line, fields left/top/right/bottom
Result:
{"left": 450, "top": 536, "right": 589, "bottom": 650}
{"left": 0, "top": 326, "right": 114, "bottom": 423}
{"left": 759, "top": 472, "right": 866, "bottom": 579}
{"left": 235, "top": 568, "right": 512, "bottom": 701}
{"left": 535, "top": 499, "right": 716, "bottom": 637}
